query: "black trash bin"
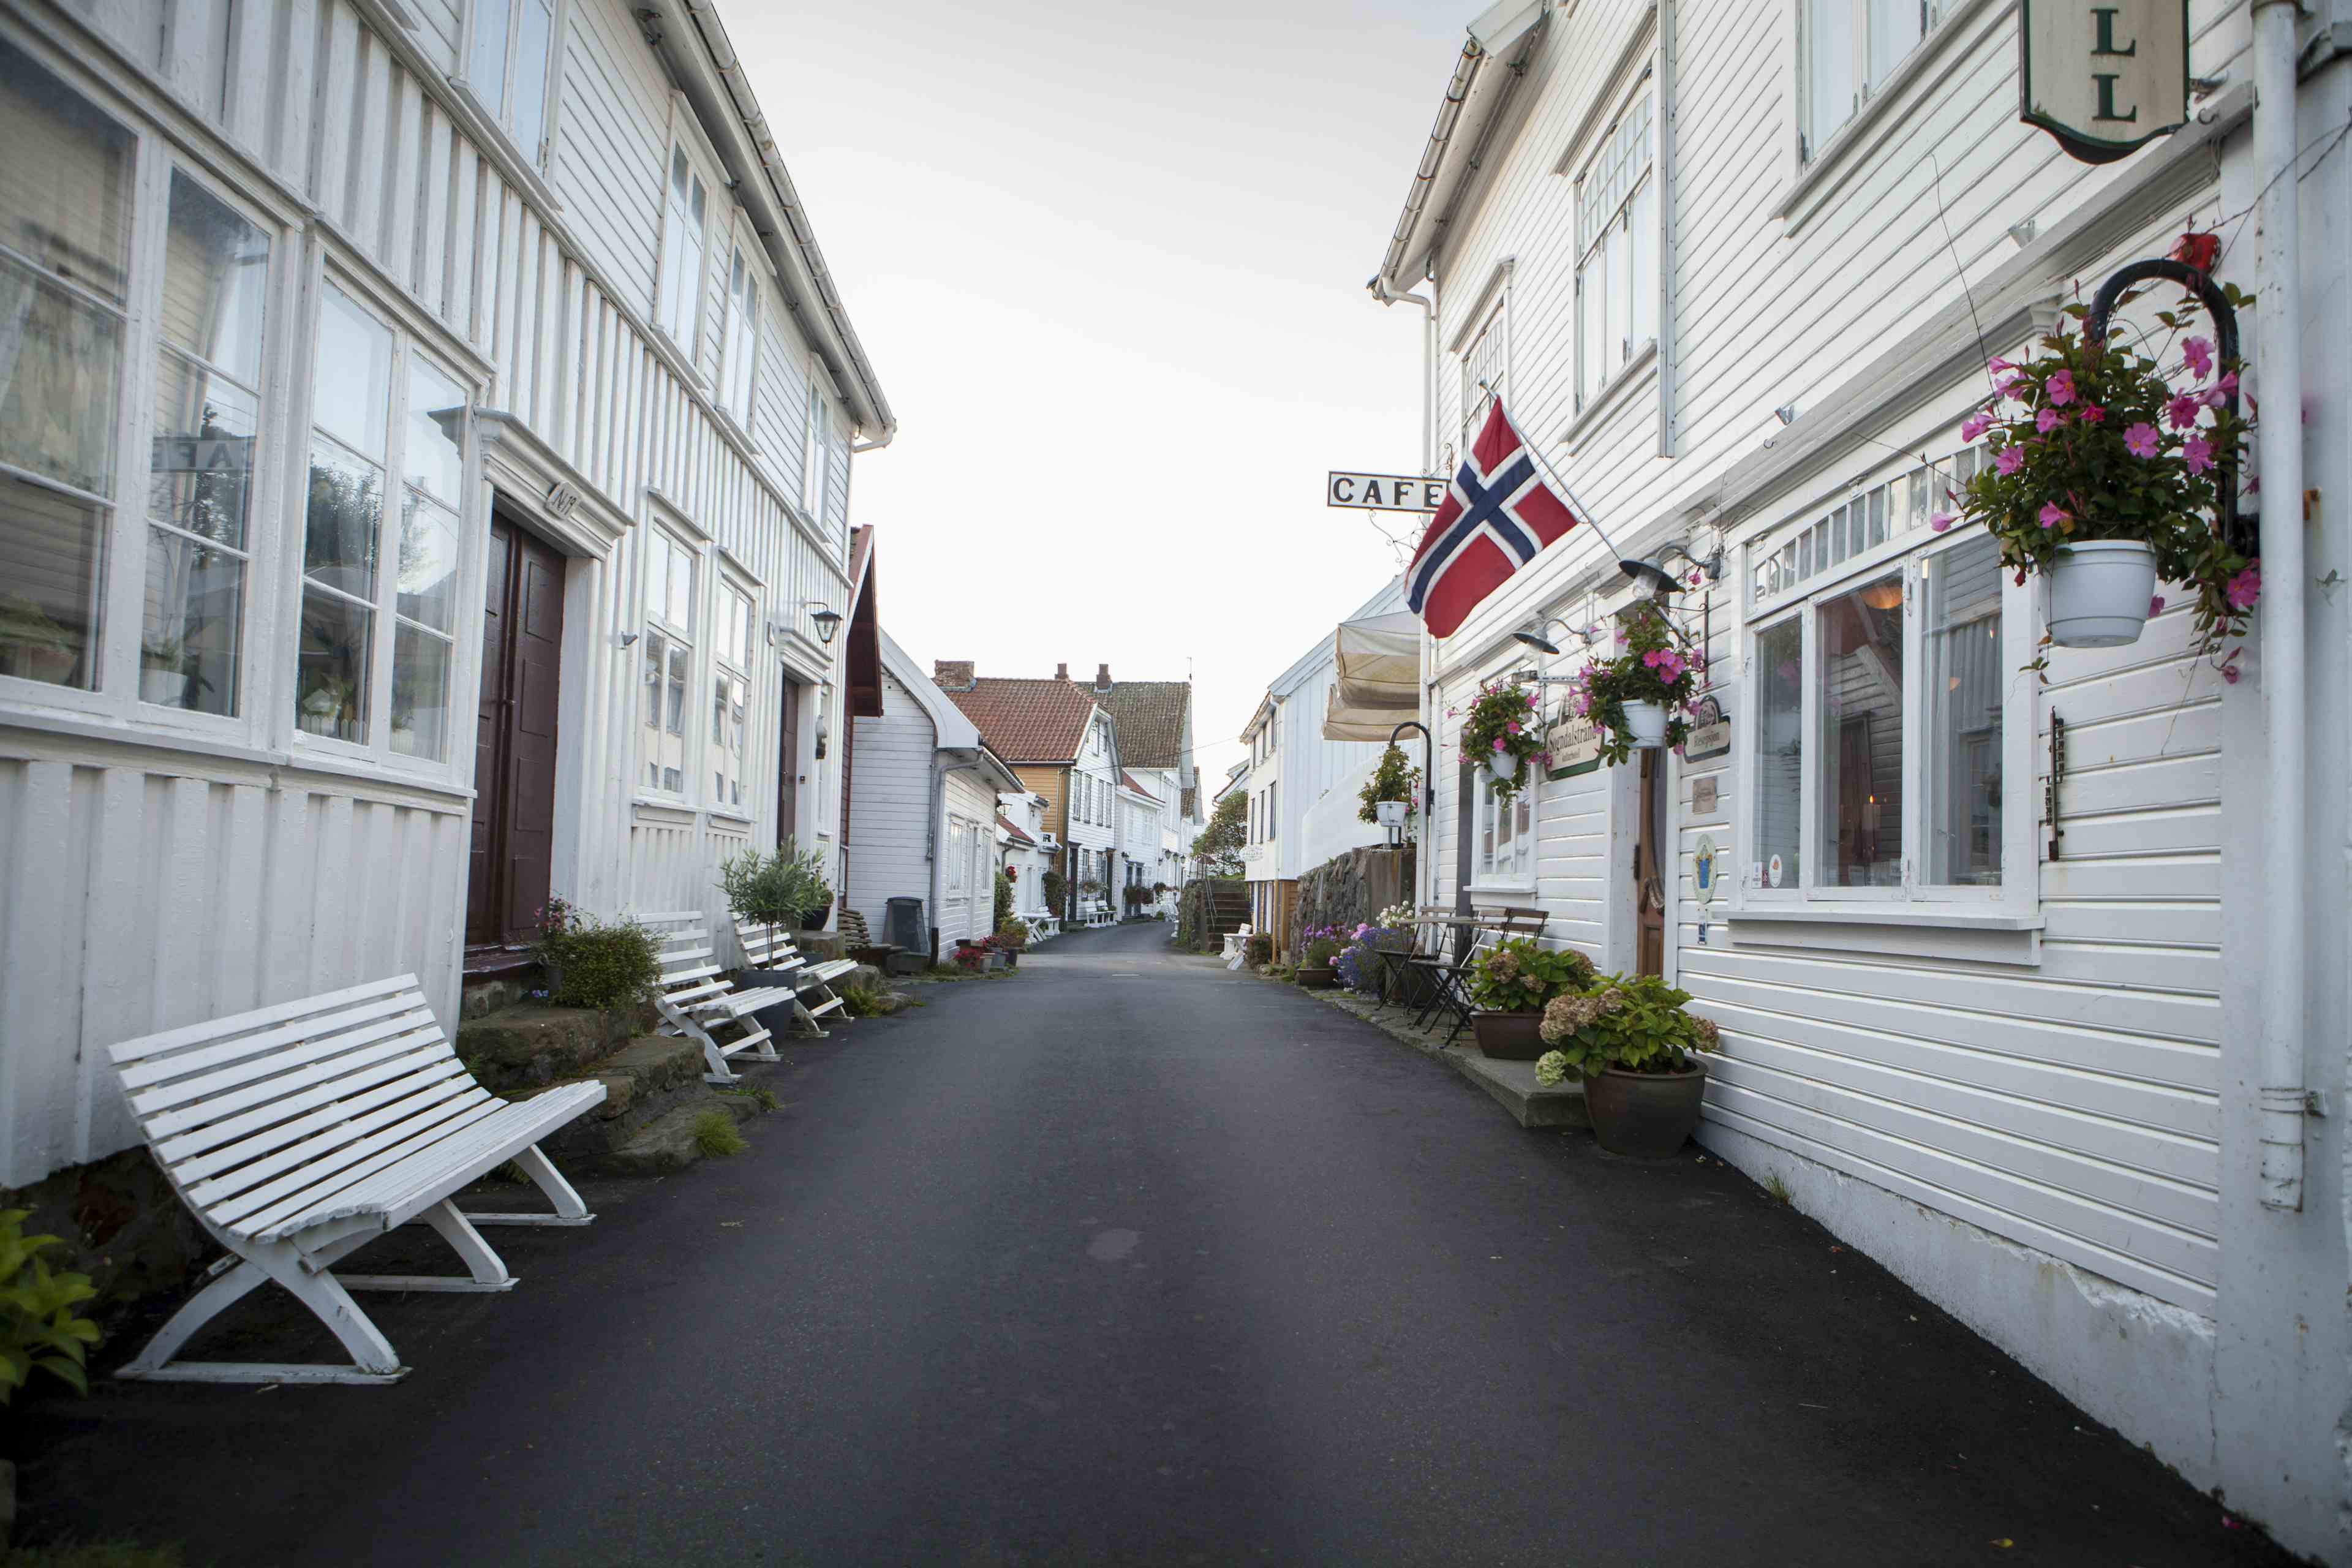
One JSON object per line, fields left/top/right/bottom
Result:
{"left": 885, "top": 896, "right": 927, "bottom": 974}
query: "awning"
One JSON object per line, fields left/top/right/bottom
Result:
{"left": 1323, "top": 611, "right": 1422, "bottom": 742}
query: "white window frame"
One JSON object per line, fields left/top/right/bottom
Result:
{"left": 709, "top": 570, "right": 755, "bottom": 817}
{"left": 1572, "top": 76, "right": 1657, "bottom": 416}
{"left": 717, "top": 220, "right": 761, "bottom": 435}
{"left": 1459, "top": 298, "right": 1508, "bottom": 451}
{"left": 654, "top": 131, "right": 713, "bottom": 375}
{"left": 1475, "top": 775, "right": 1539, "bottom": 891}
{"left": 948, "top": 816, "right": 970, "bottom": 895}
{"left": 1736, "top": 458, "right": 2035, "bottom": 919}
{"left": 803, "top": 364, "right": 832, "bottom": 524}
{"left": 637, "top": 518, "right": 702, "bottom": 801}
{"left": 461, "top": 0, "right": 562, "bottom": 170}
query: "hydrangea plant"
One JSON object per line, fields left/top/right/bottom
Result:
{"left": 1948, "top": 281, "right": 2258, "bottom": 660}
{"left": 1534, "top": 973, "right": 1721, "bottom": 1084}
{"left": 1464, "top": 936, "right": 1596, "bottom": 1014}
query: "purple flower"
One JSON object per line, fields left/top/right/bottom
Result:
{"left": 2183, "top": 435, "right": 2215, "bottom": 475}
{"left": 2036, "top": 407, "right": 2064, "bottom": 434}
{"left": 2183, "top": 337, "right": 2214, "bottom": 379}
{"left": 2079, "top": 404, "right": 2106, "bottom": 424}
{"left": 1928, "top": 512, "right": 1955, "bottom": 533}
{"left": 2166, "top": 393, "right": 2202, "bottom": 431}
{"left": 2123, "top": 422, "right": 2161, "bottom": 458}
{"left": 2038, "top": 502, "right": 2068, "bottom": 530}
{"left": 2149, "top": 595, "right": 2166, "bottom": 617}
{"left": 1988, "top": 356, "right": 2015, "bottom": 375}
{"left": 1525, "top": 692, "right": 1539, "bottom": 707}
{"left": 2045, "top": 369, "right": 2076, "bottom": 406}
{"left": 2225, "top": 565, "right": 2261, "bottom": 611}
{"left": 1996, "top": 371, "right": 2025, "bottom": 400}
{"left": 1994, "top": 446, "right": 2024, "bottom": 477}
{"left": 1491, "top": 736, "right": 1507, "bottom": 753}
{"left": 1961, "top": 411, "right": 1992, "bottom": 442}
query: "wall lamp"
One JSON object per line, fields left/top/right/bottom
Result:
{"left": 1510, "top": 617, "right": 1600, "bottom": 657}
{"left": 805, "top": 602, "right": 844, "bottom": 646}
{"left": 1619, "top": 537, "right": 1725, "bottom": 595}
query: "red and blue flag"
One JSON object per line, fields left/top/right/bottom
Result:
{"left": 1406, "top": 400, "right": 1583, "bottom": 638}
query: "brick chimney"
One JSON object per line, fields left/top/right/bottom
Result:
{"left": 933, "top": 660, "right": 974, "bottom": 692}
{"left": 1055, "top": 662, "right": 1069, "bottom": 680}
{"left": 1095, "top": 663, "right": 1112, "bottom": 692}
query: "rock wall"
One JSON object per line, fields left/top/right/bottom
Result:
{"left": 1292, "top": 846, "right": 1414, "bottom": 953}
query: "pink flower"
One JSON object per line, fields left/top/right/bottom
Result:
{"left": 1506, "top": 720, "right": 1523, "bottom": 736}
{"left": 2123, "top": 422, "right": 2161, "bottom": 458}
{"left": 2225, "top": 565, "right": 2261, "bottom": 611}
{"left": 1987, "top": 356, "right": 2015, "bottom": 375}
{"left": 1491, "top": 736, "right": 1507, "bottom": 753}
{"left": 2038, "top": 502, "right": 2068, "bottom": 530}
{"left": 2245, "top": 476, "right": 2261, "bottom": 496}
{"left": 1994, "top": 446, "right": 2024, "bottom": 477}
{"left": 2166, "top": 393, "right": 2202, "bottom": 429}
{"left": 2215, "top": 371, "right": 2241, "bottom": 397}
{"left": 2036, "top": 407, "right": 2064, "bottom": 434}
{"left": 2183, "top": 435, "right": 2215, "bottom": 475}
{"left": 1996, "top": 372, "right": 2025, "bottom": 400}
{"left": 2221, "top": 663, "right": 2241, "bottom": 685}
{"left": 2183, "top": 337, "right": 2214, "bottom": 379}
{"left": 2079, "top": 404, "right": 2106, "bottom": 424}
{"left": 1928, "top": 512, "right": 1955, "bottom": 533}
{"left": 1961, "top": 411, "right": 1993, "bottom": 442}
{"left": 1525, "top": 692, "right": 1539, "bottom": 707}
{"left": 2149, "top": 595, "right": 2166, "bottom": 616}
{"left": 2045, "top": 369, "right": 2076, "bottom": 405}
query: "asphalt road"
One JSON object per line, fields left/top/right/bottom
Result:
{"left": 17, "top": 921, "right": 2296, "bottom": 1566}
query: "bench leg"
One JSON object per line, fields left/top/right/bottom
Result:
{"left": 344, "top": 1201, "right": 518, "bottom": 1293}
{"left": 118, "top": 1245, "right": 408, "bottom": 1385}
{"left": 466, "top": 1143, "right": 595, "bottom": 1228}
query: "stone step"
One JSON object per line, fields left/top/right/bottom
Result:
{"left": 458, "top": 1005, "right": 639, "bottom": 1094}
{"left": 601, "top": 1093, "right": 764, "bottom": 1178}
{"left": 1447, "top": 1050, "right": 1591, "bottom": 1130}
{"left": 531, "top": 1033, "right": 712, "bottom": 1161}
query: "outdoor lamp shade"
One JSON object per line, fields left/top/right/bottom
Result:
{"left": 1512, "top": 628, "right": 1561, "bottom": 655}
{"left": 1619, "top": 554, "right": 1683, "bottom": 595}
{"left": 810, "top": 606, "right": 844, "bottom": 644}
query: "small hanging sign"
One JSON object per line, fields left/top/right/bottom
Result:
{"left": 1683, "top": 693, "right": 1733, "bottom": 763}
{"left": 1544, "top": 701, "right": 1604, "bottom": 779}
{"left": 2019, "top": 1, "right": 2190, "bottom": 165}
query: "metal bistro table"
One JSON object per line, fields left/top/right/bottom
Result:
{"left": 1381, "top": 914, "right": 1485, "bottom": 1034}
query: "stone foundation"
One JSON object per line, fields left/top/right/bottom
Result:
{"left": 1292, "top": 846, "right": 1414, "bottom": 951}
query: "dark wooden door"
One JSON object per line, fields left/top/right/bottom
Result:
{"left": 776, "top": 677, "right": 801, "bottom": 845}
{"left": 466, "top": 513, "right": 565, "bottom": 950}
{"left": 1635, "top": 750, "right": 1666, "bottom": 976}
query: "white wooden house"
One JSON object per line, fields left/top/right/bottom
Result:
{"left": 1373, "top": 0, "right": 2351, "bottom": 1553}
{"left": 0, "top": 0, "right": 888, "bottom": 1197}
{"left": 995, "top": 789, "right": 1059, "bottom": 937}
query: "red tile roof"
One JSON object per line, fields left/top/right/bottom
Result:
{"left": 940, "top": 677, "right": 1099, "bottom": 763}
{"left": 1118, "top": 771, "right": 1162, "bottom": 804}
{"left": 997, "top": 813, "right": 1036, "bottom": 846}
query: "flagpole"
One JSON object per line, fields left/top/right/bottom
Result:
{"left": 1476, "top": 380, "right": 1643, "bottom": 568}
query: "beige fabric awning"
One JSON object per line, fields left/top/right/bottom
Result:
{"left": 1324, "top": 611, "right": 1422, "bottom": 741}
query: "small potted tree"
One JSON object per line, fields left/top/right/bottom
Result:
{"left": 1570, "top": 601, "right": 1698, "bottom": 764}
{"left": 1295, "top": 924, "right": 1344, "bottom": 989}
{"left": 1458, "top": 680, "right": 1545, "bottom": 798}
{"left": 1357, "top": 744, "right": 1423, "bottom": 831}
{"left": 718, "top": 847, "right": 813, "bottom": 981}
{"left": 1463, "top": 937, "right": 1595, "bottom": 1059}
{"left": 1534, "top": 975, "right": 1722, "bottom": 1157}
{"left": 1951, "top": 282, "right": 2256, "bottom": 652}
{"left": 995, "top": 916, "right": 1030, "bottom": 967}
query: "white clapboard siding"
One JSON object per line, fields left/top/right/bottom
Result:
{"left": 846, "top": 667, "right": 940, "bottom": 942}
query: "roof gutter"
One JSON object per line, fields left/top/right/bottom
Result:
{"left": 673, "top": 0, "right": 898, "bottom": 448}
{"left": 1374, "top": 38, "right": 1482, "bottom": 295}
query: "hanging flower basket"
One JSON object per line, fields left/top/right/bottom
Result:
{"left": 1569, "top": 601, "right": 1699, "bottom": 766}
{"left": 1457, "top": 679, "right": 1546, "bottom": 801}
{"left": 1620, "top": 700, "right": 1670, "bottom": 750}
{"left": 1950, "top": 275, "right": 2258, "bottom": 657}
{"left": 1374, "top": 799, "right": 1411, "bottom": 829}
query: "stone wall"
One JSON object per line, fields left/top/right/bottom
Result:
{"left": 1292, "top": 846, "right": 1414, "bottom": 954}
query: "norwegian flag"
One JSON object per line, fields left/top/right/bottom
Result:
{"left": 1406, "top": 400, "right": 1583, "bottom": 638}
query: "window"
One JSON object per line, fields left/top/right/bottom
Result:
{"left": 466, "top": 0, "right": 556, "bottom": 164}
{"left": 1478, "top": 777, "right": 1536, "bottom": 884}
{"left": 1575, "top": 89, "right": 1655, "bottom": 412}
{"left": 1266, "top": 782, "right": 1276, "bottom": 840}
{"left": 1752, "top": 449, "right": 1971, "bottom": 604}
{"left": 710, "top": 580, "right": 753, "bottom": 810}
{"left": 298, "top": 287, "right": 466, "bottom": 760}
{"left": 639, "top": 527, "right": 696, "bottom": 794}
{"left": 803, "top": 374, "right": 831, "bottom": 522}
{"left": 949, "top": 818, "right": 968, "bottom": 893}
{"left": 656, "top": 146, "right": 707, "bottom": 360}
{"left": 1747, "top": 528, "right": 2007, "bottom": 899}
{"left": 1801, "top": 0, "right": 1942, "bottom": 161}
{"left": 1460, "top": 299, "right": 1507, "bottom": 448}
{"left": 719, "top": 244, "right": 758, "bottom": 428}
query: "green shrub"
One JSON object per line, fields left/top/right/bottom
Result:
{"left": 532, "top": 897, "right": 663, "bottom": 1014}
{"left": 995, "top": 916, "right": 1030, "bottom": 946}
{"left": 1245, "top": 933, "right": 1272, "bottom": 967}
{"left": 2, "top": 1208, "right": 100, "bottom": 1404}
{"left": 1041, "top": 869, "right": 1067, "bottom": 913}
{"left": 692, "top": 1110, "right": 747, "bottom": 1158}
{"left": 1463, "top": 937, "right": 1594, "bottom": 1012}
{"left": 993, "top": 869, "right": 1016, "bottom": 929}
{"left": 839, "top": 983, "right": 892, "bottom": 1017}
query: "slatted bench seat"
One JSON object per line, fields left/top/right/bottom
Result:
{"left": 732, "top": 913, "right": 858, "bottom": 1019}
{"left": 106, "top": 974, "right": 605, "bottom": 1385}
{"left": 637, "top": 910, "right": 787, "bottom": 1083}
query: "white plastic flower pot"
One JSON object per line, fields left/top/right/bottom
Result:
{"left": 2047, "top": 540, "right": 2158, "bottom": 649}
{"left": 1623, "top": 700, "right": 1669, "bottom": 749}
{"left": 1483, "top": 752, "right": 1522, "bottom": 786}
{"left": 1374, "top": 799, "right": 1411, "bottom": 828}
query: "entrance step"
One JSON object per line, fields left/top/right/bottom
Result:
{"left": 458, "top": 1004, "right": 638, "bottom": 1093}
{"left": 1447, "top": 1051, "right": 1591, "bottom": 1130}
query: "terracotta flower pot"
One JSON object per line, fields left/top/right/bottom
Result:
{"left": 1584, "top": 1064, "right": 1709, "bottom": 1158}
{"left": 1296, "top": 965, "right": 1338, "bottom": 989}
{"left": 1472, "top": 1009, "right": 1547, "bottom": 1060}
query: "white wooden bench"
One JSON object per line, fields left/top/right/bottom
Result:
{"left": 105, "top": 974, "right": 605, "bottom": 1385}
{"left": 638, "top": 910, "right": 789, "bottom": 1083}
{"left": 733, "top": 913, "right": 858, "bottom": 1025}
{"left": 1020, "top": 911, "right": 1060, "bottom": 942}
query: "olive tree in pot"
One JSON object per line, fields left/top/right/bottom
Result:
{"left": 717, "top": 845, "right": 823, "bottom": 976}
{"left": 1463, "top": 937, "right": 1596, "bottom": 1059}
{"left": 1534, "top": 974, "right": 1723, "bottom": 1158}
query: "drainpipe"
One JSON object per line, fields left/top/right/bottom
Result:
{"left": 1371, "top": 279, "right": 1439, "bottom": 475}
{"left": 2252, "top": 0, "right": 2305, "bottom": 1211}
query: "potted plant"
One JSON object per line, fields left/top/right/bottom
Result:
{"left": 1458, "top": 679, "right": 1545, "bottom": 799}
{"left": 790, "top": 839, "right": 834, "bottom": 930}
{"left": 530, "top": 896, "right": 665, "bottom": 1019}
{"left": 0, "top": 597, "right": 77, "bottom": 686}
{"left": 1295, "top": 924, "right": 1343, "bottom": 989}
{"left": 1534, "top": 974, "right": 1723, "bottom": 1158}
{"left": 717, "top": 846, "right": 812, "bottom": 978}
{"left": 1951, "top": 282, "right": 2257, "bottom": 652}
{"left": 1570, "top": 601, "right": 1698, "bottom": 765}
{"left": 1357, "top": 744, "right": 1423, "bottom": 829}
{"left": 1463, "top": 936, "right": 1596, "bottom": 1059}
{"left": 995, "top": 916, "right": 1030, "bottom": 967}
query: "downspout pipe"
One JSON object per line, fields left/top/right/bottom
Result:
{"left": 2252, "top": 0, "right": 2306, "bottom": 1211}
{"left": 1370, "top": 279, "right": 1439, "bottom": 475}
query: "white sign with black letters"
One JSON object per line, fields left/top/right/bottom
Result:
{"left": 2019, "top": 0, "right": 2188, "bottom": 164}
{"left": 1327, "top": 471, "right": 1450, "bottom": 513}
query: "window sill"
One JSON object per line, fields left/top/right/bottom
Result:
{"left": 1468, "top": 881, "right": 1539, "bottom": 900}
{"left": 1721, "top": 900, "right": 2041, "bottom": 967}
{"left": 1558, "top": 339, "right": 1658, "bottom": 456}
{"left": 1723, "top": 902, "right": 2039, "bottom": 932}
{"left": 630, "top": 796, "right": 697, "bottom": 824}
{"left": 442, "top": 74, "right": 565, "bottom": 221}
{"left": 647, "top": 328, "right": 707, "bottom": 394}
{"left": 1774, "top": 0, "right": 2002, "bottom": 236}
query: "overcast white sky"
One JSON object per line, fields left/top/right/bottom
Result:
{"left": 728, "top": 1, "right": 1467, "bottom": 793}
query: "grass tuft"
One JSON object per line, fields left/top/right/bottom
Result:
{"left": 692, "top": 1110, "right": 747, "bottom": 1158}
{"left": 1764, "top": 1172, "right": 1793, "bottom": 1205}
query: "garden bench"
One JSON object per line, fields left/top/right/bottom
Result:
{"left": 105, "top": 974, "right": 605, "bottom": 1385}
{"left": 636, "top": 911, "right": 801, "bottom": 1082}
{"left": 733, "top": 913, "right": 859, "bottom": 1001}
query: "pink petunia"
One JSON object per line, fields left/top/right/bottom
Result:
{"left": 2124, "top": 422, "right": 2162, "bottom": 458}
{"left": 2045, "top": 369, "right": 2076, "bottom": 406}
{"left": 1995, "top": 446, "right": 2024, "bottom": 476}
{"left": 2183, "top": 337, "right": 2214, "bottom": 379}
{"left": 1961, "top": 411, "right": 1993, "bottom": 442}
{"left": 1996, "top": 371, "right": 2025, "bottom": 400}
{"left": 1526, "top": 692, "right": 1539, "bottom": 707}
{"left": 2038, "top": 502, "right": 2068, "bottom": 530}
{"left": 1491, "top": 736, "right": 1507, "bottom": 753}
{"left": 2215, "top": 371, "right": 2240, "bottom": 398}
{"left": 2079, "top": 404, "right": 2106, "bottom": 424}
{"left": 2226, "top": 565, "right": 2261, "bottom": 611}
{"left": 1928, "top": 512, "right": 1955, "bottom": 533}
{"left": 1506, "top": 721, "right": 1523, "bottom": 736}
{"left": 2166, "top": 393, "right": 2203, "bottom": 430}
{"left": 2036, "top": 407, "right": 2064, "bottom": 434}
{"left": 1987, "top": 356, "right": 2015, "bottom": 375}
{"left": 2149, "top": 595, "right": 2166, "bottom": 617}
{"left": 2183, "top": 435, "right": 2215, "bottom": 475}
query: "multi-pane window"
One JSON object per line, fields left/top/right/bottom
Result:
{"left": 1802, "top": 0, "right": 1944, "bottom": 160}
{"left": 710, "top": 581, "right": 753, "bottom": 810}
{"left": 949, "top": 818, "right": 969, "bottom": 893}
{"left": 1751, "top": 447, "right": 1977, "bottom": 603}
{"left": 466, "top": 0, "right": 556, "bottom": 163}
{"left": 803, "top": 375, "right": 831, "bottom": 522}
{"left": 657, "top": 147, "right": 707, "bottom": 358}
{"left": 1574, "top": 90, "right": 1655, "bottom": 412}
{"left": 640, "top": 528, "right": 696, "bottom": 794}
{"left": 1460, "top": 301, "right": 1506, "bottom": 450}
{"left": 1749, "top": 529, "right": 2007, "bottom": 899}
{"left": 298, "top": 287, "right": 466, "bottom": 760}
{"left": 1478, "top": 778, "right": 1535, "bottom": 884}
{"left": 720, "top": 244, "right": 758, "bottom": 428}
{"left": 0, "top": 42, "right": 137, "bottom": 693}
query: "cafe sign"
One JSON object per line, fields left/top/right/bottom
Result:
{"left": 1543, "top": 701, "right": 1603, "bottom": 779}
{"left": 2019, "top": 1, "right": 2188, "bottom": 165}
